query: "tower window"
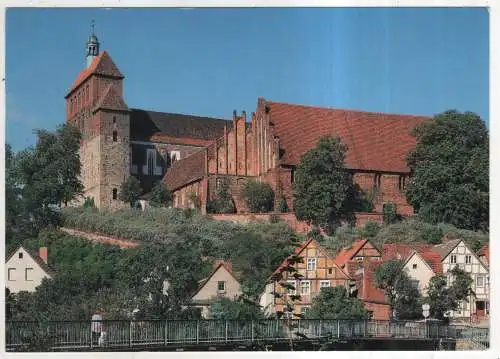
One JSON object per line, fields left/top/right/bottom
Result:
{"left": 112, "top": 188, "right": 118, "bottom": 200}
{"left": 113, "top": 131, "right": 118, "bottom": 142}
{"left": 113, "top": 116, "right": 116, "bottom": 124}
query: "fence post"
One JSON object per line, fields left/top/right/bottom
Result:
{"left": 337, "top": 320, "right": 340, "bottom": 338}
{"left": 129, "top": 321, "right": 133, "bottom": 348}
{"left": 196, "top": 321, "right": 200, "bottom": 344}
{"left": 375, "top": 321, "right": 378, "bottom": 337}
{"left": 225, "top": 320, "right": 228, "bottom": 343}
{"left": 251, "top": 320, "right": 254, "bottom": 342}
{"left": 319, "top": 319, "right": 322, "bottom": 337}
{"left": 90, "top": 321, "right": 93, "bottom": 350}
{"left": 164, "top": 321, "right": 168, "bottom": 347}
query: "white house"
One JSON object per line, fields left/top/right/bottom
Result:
{"left": 433, "top": 239, "right": 489, "bottom": 321}
{"left": 191, "top": 261, "right": 242, "bottom": 318}
{"left": 5, "top": 246, "right": 55, "bottom": 293}
{"left": 402, "top": 250, "right": 442, "bottom": 296}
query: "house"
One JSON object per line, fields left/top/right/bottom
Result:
{"left": 5, "top": 246, "right": 55, "bottom": 293}
{"left": 260, "top": 238, "right": 353, "bottom": 318}
{"left": 477, "top": 244, "right": 489, "bottom": 266}
{"left": 334, "top": 239, "right": 382, "bottom": 274}
{"left": 191, "top": 261, "right": 242, "bottom": 318}
{"left": 350, "top": 260, "right": 391, "bottom": 320}
{"left": 382, "top": 243, "right": 442, "bottom": 296}
{"left": 431, "top": 238, "right": 489, "bottom": 321}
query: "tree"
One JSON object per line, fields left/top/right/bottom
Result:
{"left": 242, "top": 180, "right": 275, "bottom": 213}
{"left": 209, "top": 297, "right": 263, "bottom": 320}
{"left": 6, "top": 123, "right": 83, "bottom": 239}
{"left": 426, "top": 267, "right": 474, "bottom": 321}
{"left": 119, "top": 177, "right": 142, "bottom": 207}
{"left": 306, "top": 286, "right": 367, "bottom": 320}
{"left": 148, "top": 181, "right": 172, "bottom": 208}
{"left": 374, "top": 260, "right": 421, "bottom": 320}
{"left": 293, "top": 136, "right": 360, "bottom": 232}
{"left": 406, "top": 110, "right": 489, "bottom": 231}
{"left": 207, "top": 178, "right": 236, "bottom": 214}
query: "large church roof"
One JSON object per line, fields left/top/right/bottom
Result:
{"left": 130, "top": 109, "right": 230, "bottom": 142}
{"left": 258, "top": 98, "right": 429, "bottom": 173}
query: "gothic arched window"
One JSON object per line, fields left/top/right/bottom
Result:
{"left": 113, "top": 130, "right": 118, "bottom": 142}
{"left": 112, "top": 188, "right": 118, "bottom": 200}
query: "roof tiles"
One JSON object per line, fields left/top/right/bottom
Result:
{"left": 259, "top": 99, "right": 428, "bottom": 173}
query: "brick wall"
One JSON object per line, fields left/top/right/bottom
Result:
{"left": 364, "top": 302, "right": 391, "bottom": 321}
{"left": 211, "top": 212, "right": 312, "bottom": 234}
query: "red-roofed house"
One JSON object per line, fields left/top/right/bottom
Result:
{"left": 260, "top": 238, "right": 353, "bottom": 317}
{"left": 334, "top": 239, "right": 382, "bottom": 274}
{"left": 478, "top": 245, "right": 489, "bottom": 266}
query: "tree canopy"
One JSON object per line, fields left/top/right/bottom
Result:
{"left": 305, "top": 286, "right": 368, "bottom": 320}
{"left": 5, "top": 123, "right": 83, "bottom": 249}
{"left": 119, "top": 177, "right": 142, "bottom": 207}
{"left": 148, "top": 181, "right": 172, "bottom": 208}
{"left": 242, "top": 180, "right": 275, "bottom": 213}
{"left": 406, "top": 110, "right": 489, "bottom": 231}
{"left": 374, "top": 260, "right": 421, "bottom": 320}
{"left": 293, "top": 136, "right": 366, "bottom": 232}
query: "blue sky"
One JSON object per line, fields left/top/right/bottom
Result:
{"left": 6, "top": 7, "right": 489, "bottom": 151}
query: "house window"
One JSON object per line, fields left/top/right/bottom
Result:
{"left": 18, "top": 252, "right": 23, "bottom": 259}
{"left": 112, "top": 188, "right": 118, "bottom": 200}
{"left": 398, "top": 176, "right": 406, "bottom": 191}
{"left": 286, "top": 280, "right": 296, "bottom": 295}
{"left": 307, "top": 258, "right": 317, "bottom": 270}
{"left": 374, "top": 174, "right": 381, "bottom": 189}
{"left": 25, "top": 268, "right": 34, "bottom": 281}
{"left": 450, "top": 255, "right": 457, "bottom": 264}
{"left": 412, "top": 264, "right": 417, "bottom": 269}
{"left": 112, "top": 131, "right": 118, "bottom": 142}
{"left": 300, "top": 281, "right": 311, "bottom": 295}
{"left": 367, "top": 311, "right": 374, "bottom": 320}
{"left": 465, "top": 255, "right": 472, "bottom": 264}
{"left": 217, "top": 281, "right": 226, "bottom": 292}
{"left": 328, "top": 268, "right": 333, "bottom": 275}
{"left": 170, "top": 151, "right": 180, "bottom": 163}
{"left": 8, "top": 268, "right": 15, "bottom": 281}
{"left": 113, "top": 116, "right": 116, "bottom": 124}
{"left": 476, "top": 276, "right": 484, "bottom": 288}
{"left": 355, "top": 256, "right": 363, "bottom": 262}
{"left": 146, "top": 149, "right": 156, "bottom": 176}
{"left": 320, "top": 280, "right": 331, "bottom": 289}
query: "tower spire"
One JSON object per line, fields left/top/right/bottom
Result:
{"left": 86, "top": 20, "right": 100, "bottom": 68}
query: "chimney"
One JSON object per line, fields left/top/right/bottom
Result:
{"left": 39, "top": 247, "right": 48, "bottom": 264}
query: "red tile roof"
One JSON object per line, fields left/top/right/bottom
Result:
{"left": 163, "top": 149, "right": 207, "bottom": 192}
{"left": 258, "top": 98, "right": 428, "bottom": 173}
{"left": 66, "top": 51, "right": 124, "bottom": 97}
{"left": 477, "top": 244, "right": 489, "bottom": 265}
{"left": 382, "top": 243, "right": 442, "bottom": 275}
{"left": 334, "top": 239, "right": 369, "bottom": 267}
{"left": 354, "top": 260, "right": 387, "bottom": 304}
{"left": 420, "top": 251, "right": 443, "bottom": 275}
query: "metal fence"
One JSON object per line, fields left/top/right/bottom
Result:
{"left": 5, "top": 319, "right": 485, "bottom": 351}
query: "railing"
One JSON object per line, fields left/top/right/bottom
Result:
{"left": 448, "top": 325, "right": 489, "bottom": 350}
{"left": 5, "top": 319, "right": 479, "bottom": 351}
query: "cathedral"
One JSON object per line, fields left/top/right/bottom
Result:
{"left": 66, "top": 31, "right": 427, "bottom": 218}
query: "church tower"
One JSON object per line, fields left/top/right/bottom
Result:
{"left": 65, "top": 25, "right": 131, "bottom": 209}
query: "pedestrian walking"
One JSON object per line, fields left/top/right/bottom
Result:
{"left": 91, "top": 308, "right": 104, "bottom": 346}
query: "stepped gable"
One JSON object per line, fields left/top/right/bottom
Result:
{"left": 163, "top": 149, "right": 207, "bottom": 192}
{"left": 130, "top": 109, "right": 231, "bottom": 142}
{"left": 258, "top": 98, "right": 428, "bottom": 173}
{"left": 66, "top": 51, "right": 124, "bottom": 97}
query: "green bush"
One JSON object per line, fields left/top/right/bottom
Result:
{"left": 208, "top": 178, "right": 236, "bottom": 214}
{"left": 242, "top": 180, "right": 275, "bottom": 213}
{"left": 383, "top": 202, "right": 400, "bottom": 225}
{"left": 278, "top": 196, "right": 288, "bottom": 213}
{"left": 83, "top": 197, "right": 95, "bottom": 208}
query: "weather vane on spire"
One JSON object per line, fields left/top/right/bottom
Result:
{"left": 91, "top": 19, "right": 95, "bottom": 35}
